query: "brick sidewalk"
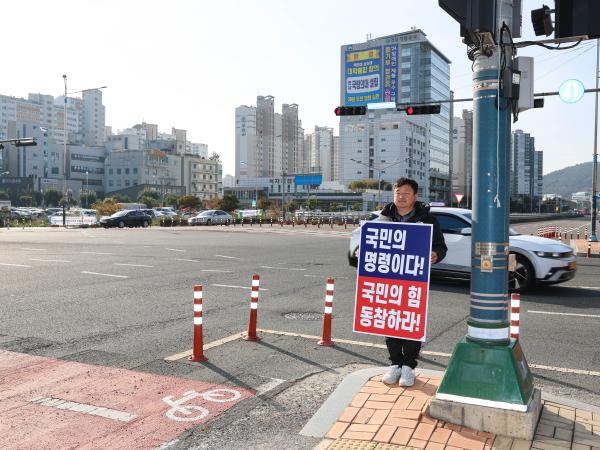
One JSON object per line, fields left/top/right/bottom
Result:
{"left": 319, "top": 374, "right": 600, "bottom": 450}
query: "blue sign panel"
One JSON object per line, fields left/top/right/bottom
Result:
{"left": 344, "top": 45, "right": 397, "bottom": 106}
{"left": 295, "top": 174, "right": 322, "bottom": 186}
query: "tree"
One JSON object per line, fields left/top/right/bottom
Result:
{"left": 177, "top": 195, "right": 202, "bottom": 210}
{"left": 306, "top": 198, "right": 319, "bottom": 211}
{"left": 80, "top": 191, "right": 97, "bottom": 209}
{"left": 204, "top": 197, "right": 221, "bottom": 209}
{"left": 0, "top": 191, "right": 8, "bottom": 200}
{"left": 19, "top": 194, "right": 33, "bottom": 207}
{"left": 44, "top": 189, "right": 62, "bottom": 207}
{"left": 137, "top": 188, "right": 161, "bottom": 208}
{"left": 209, "top": 152, "right": 221, "bottom": 162}
{"left": 352, "top": 202, "right": 363, "bottom": 211}
{"left": 92, "top": 198, "right": 120, "bottom": 216}
{"left": 285, "top": 200, "right": 299, "bottom": 213}
{"left": 31, "top": 191, "right": 44, "bottom": 206}
{"left": 257, "top": 197, "right": 272, "bottom": 211}
{"left": 110, "top": 193, "right": 131, "bottom": 203}
{"left": 218, "top": 194, "right": 239, "bottom": 212}
{"left": 163, "top": 193, "right": 179, "bottom": 208}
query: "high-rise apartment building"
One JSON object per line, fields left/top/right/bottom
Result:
{"left": 307, "top": 126, "right": 336, "bottom": 182}
{"left": 0, "top": 90, "right": 105, "bottom": 147}
{"left": 511, "top": 129, "right": 543, "bottom": 205}
{"left": 235, "top": 96, "right": 305, "bottom": 180}
{"left": 339, "top": 29, "right": 451, "bottom": 202}
{"left": 450, "top": 109, "right": 473, "bottom": 204}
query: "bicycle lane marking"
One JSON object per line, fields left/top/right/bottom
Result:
{"left": 0, "top": 350, "right": 253, "bottom": 450}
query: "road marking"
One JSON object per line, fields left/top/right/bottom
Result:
{"left": 211, "top": 284, "right": 269, "bottom": 291}
{"left": 260, "top": 265, "right": 306, "bottom": 271}
{"left": 215, "top": 254, "right": 243, "bottom": 260}
{"left": 174, "top": 258, "right": 200, "bottom": 263}
{"left": 165, "top": 248, "right": 186, "bottom": 252}
{"left": 200, "top": 269, "right": 232, "bottom": 273}
{"left": 154, "top": 439, "right": 180, "bottom": 450}
{"left": 255, "top": 377, "right": 287, "bottom": 396}
{"left": 564, "top": 286, "right": 600, "bottom": 291}
{"left": 527, "top": 310, "right": 600, "bottom": 319}
{"left": 30, "top": 258, "right": 71, "bottom": 263}
{"left": 21, "top": 247, "right": 44, "bottom": 251}
{"left": 29, "top": 397, "right": 137, "bottom": 422}
{"left": 303, "top": 274, "right": 319, "bottom": 278}
{"left": 81, "top": 251, "right": 113, "bottom": 255}
{"left": 114, "top": 263, "right": 154, "bottom": 268}
{"left": 164, "top": 333, "right": 245, "bottom": 361}
{"left": 0, "top": 263, "right": 32, "bottom": 268}
{"left": 81, "top": 271, "right": 129, "bottom": 279}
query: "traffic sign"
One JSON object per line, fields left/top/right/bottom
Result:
{"left": 454, "top": 193, "right": 464, "bottom": 204}
{"left": 559, "top": 79, "right": 585, "bottom": 103}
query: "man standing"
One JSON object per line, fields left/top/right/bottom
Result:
{"left": 379, "top": 178, "right": 447, "bottom": 386}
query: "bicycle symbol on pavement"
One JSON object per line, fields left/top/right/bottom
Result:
{"left": 163, "top": 388, "right": 242, "bottom": 422}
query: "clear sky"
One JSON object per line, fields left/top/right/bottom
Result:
{"left": 2, "top": 0, "right": 598, "bottom": 176}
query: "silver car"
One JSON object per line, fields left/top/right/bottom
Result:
{"left": 188, "top": 209, "right": 232, "bottom": 226}
{"left": 348, "top": 208, "right": 577, "bottom": 292}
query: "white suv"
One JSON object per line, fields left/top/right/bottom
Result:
{"left": 348, "top": 207, "right": 577, "bottom": 292}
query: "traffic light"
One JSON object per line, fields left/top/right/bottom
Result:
{"left": 554, "top": 0, "right": 600, "bottom": 39}
{"left": 334, "top": 106, "right": 367, "bottom": 116}
{"left": 531, "top": 5, "right": 554, "bottom": 36}
{"left": 401, "top": 105, "right": 441, "bottom": 115}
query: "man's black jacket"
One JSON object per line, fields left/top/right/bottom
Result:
{"left": 378, "top": 201, "right": 447, "bottom": 263}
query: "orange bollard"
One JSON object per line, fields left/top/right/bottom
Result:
{"left": 244, "top": 274, "right": 261, "bottom": 341}
{"left": 588, "top": 239, "right": 592, "bottom": 258}
{"left": 190, "top": 284, "right": 208, "bottom": 362}
{"left": 510, "top": 293, "right": 520, "bottom": 340}
{"left": 318, "top": 277, "right": 335, "bottom": 346}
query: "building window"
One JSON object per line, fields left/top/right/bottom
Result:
{"left": 117, "top": 168, "right": 121, "bottom": 175}
{"left": 133, "top": 168, "right": 138, "bottom": 174}
{"left": 125, "top": 168, "right": 130, "bottom": 174}
{"left": 109, "top": 168, "right": 113, "bottom": 175}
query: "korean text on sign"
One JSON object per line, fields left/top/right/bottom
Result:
{"left": 353, "top": 221, "right": 433, "bottom": 341}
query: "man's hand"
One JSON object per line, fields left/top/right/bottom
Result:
{"left": 431, "top": 251, "right": 438, "bottom": 264}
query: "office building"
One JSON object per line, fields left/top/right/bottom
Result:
{"left": 339, "top": 29, "right": 451, "bottom": 202}
{"left": 450, "top": 109, "right": 473, "bottom": 205}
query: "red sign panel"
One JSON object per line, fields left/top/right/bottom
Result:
{"left": 353, "top": 222, "right": 432, "bottom": 341}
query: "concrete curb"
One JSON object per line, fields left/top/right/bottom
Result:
{"left": 300, "top": 365, "right": 600, "bottom": 439}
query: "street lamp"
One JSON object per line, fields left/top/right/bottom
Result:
{"left": 591, "top": 39, "right": 599, "bottom": 242}
{"left": 349, "top": 158, "right": 403, "bottom": 207}
{"left": 61, "top": 75, "right": 107, "bottom": 225}
{"left": 85, "top": 171, "right": 89, "bottom": 208}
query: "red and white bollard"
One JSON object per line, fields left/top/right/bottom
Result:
{"left": 510, "top": 293, "right": 520, "bottom": 340}
{"left": 558, "top": 227, "right": 562, "bottom": 242}
{"left": 318, "top": 277, "right": 335, "bottom": 346}
{"left": 244, "top": 274, "right": 261, "bottom": 341}
{"left": 190, "top": 284, "right": 208, "bottom": 362}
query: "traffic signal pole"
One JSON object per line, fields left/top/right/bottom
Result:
{"left": 431, "top": 0, "right": 540, "bottom": 439}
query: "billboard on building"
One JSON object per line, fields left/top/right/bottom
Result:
{"left": 344, "top": 44, "right": 398, "bottom": 106}
{"left": 295, "top": 174, "right": 322, "bottom": 186}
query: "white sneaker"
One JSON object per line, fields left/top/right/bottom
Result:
{"left": 399, "top": 366, "right": 415, "bottom": 387}
{"left": 382, "top": 365, "right": 402, "bottom": 384}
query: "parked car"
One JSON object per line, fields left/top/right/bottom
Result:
{"left": 348, "top": 207, "right": 577, "bottom": 292}
{"left": 188, "top": 210, "right": 232, "bottom": 225}
{"left": 153, "top": 207, "right": 177, "bottom": 217}
{"left": 99, "top": 210, "right": 152, "bottom": 228}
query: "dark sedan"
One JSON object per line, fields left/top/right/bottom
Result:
{"left": 99, "top": 210, "right": 152, "bottom": 228}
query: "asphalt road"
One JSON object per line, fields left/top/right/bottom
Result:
{"left": 1, "top": 220, "right": 599, "bottom": 449}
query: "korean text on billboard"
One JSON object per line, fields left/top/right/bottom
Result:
{"left": 353, "top": 221, "right": 433, "bottom": 341}
{"left": 344, "top": 45, "right": 397, "bottom": 106}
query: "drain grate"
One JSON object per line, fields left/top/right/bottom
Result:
{"left": 284, "top": 312, "right": 323, "bottom": 321}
